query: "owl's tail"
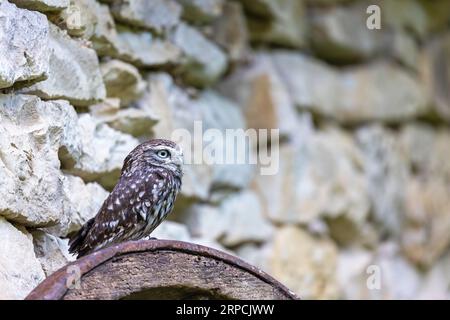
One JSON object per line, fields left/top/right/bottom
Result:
{"left": 68, "top": 218, "right": 95, "bottom": 258}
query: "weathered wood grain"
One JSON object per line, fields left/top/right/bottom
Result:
{"left": 26, "top": 240, "right": 298, "bottom": 300}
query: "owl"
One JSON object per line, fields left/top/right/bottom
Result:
{"left": 68, "top": 139, "right": 183, "bottom": 258}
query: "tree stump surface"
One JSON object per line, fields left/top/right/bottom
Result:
{"left": 26, "top": 240, "right": 298, "bottom": 300}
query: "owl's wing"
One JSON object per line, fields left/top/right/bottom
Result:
{"left": 69, "top": 170, "right": 165, "bottom": 258}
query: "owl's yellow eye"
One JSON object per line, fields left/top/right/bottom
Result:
{"left": 157, "top": 150, "right": 170, "bottom": 159}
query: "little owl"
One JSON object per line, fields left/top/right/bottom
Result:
{"left": 69, "top": 139, "right": 183, "bottom": 258}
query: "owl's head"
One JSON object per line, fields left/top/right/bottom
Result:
{"left": 122, "top": 139, "right": 184, "bottom": 176}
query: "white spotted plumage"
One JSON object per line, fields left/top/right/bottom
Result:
{"left": 69, "top": 139, "right": 183, "bottom": 258}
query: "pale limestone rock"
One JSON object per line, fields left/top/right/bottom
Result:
{"left": 193, "top": 90, "right": 255, "bottom": 190}
{"left": 419, "top": 33, "right": 450, "bottom": 121}
{"left": 88, "top": 1, "right": 120, "bottom": 53}
{"left": 148, "top": 220, "right": 228, "bottom": 253}
{"left": 0, "top": 217, "right": 45, "bottom": 300}
{"left": 51, "top": 0, "right": 98, "bottom": 38}
{"left": 240, "top": 0, "right": 306, "bottom": 48}
{"left": 0, "top": 94, "right": 79, "bottom": 227}
{"left": 234, "top": 243, "right": 271, "bottom": 271}
{"left": 336, "top": 248, "right": 373, "bottom": 299}
{"left": 381, "top": 0, "right": 428, "bottom": 39}
{"left": 402, "top": 178, "right": 450, "bottom": 268}
{"left": 356, "top": 125, "right": 408, "bottom": 237}
{"left": 309, "top": 2, "right": 420, "bottom": 67}
{"left": 254, "top": 127, "right": 369, "bottom": 231}
{"left": 267, "top": 226, "right": 339, "bottom": 299}
{"left": 398, "top": 126, "right": 450, "bottom": 267}
{"left": 272, "top": 51, "right": 429, "bottom": 123}
{"left": 170, "top": 23, "right": 228, "bottom": 86}
{"left": 68, "top": 0, "right": 179, "bottom": 68}
{"left": 356, "top": 124, "right": 450, "bottom": 268}
{"left": 178, "top": 204, "right": 226, "bottom": 241}
{"left": 417, "top": 252, "right": 450, "bottom": 299}
{"left": 218, "top": 52, "right": 299, "bottom": 138}
{"left": 10, "top": 0, "right": 68, "bottom": 11}
{"left": 151, "top": 221, "right": 191, "bottom": 242}
{"left": 100, "top": 59, "right": 145, "bottom": 107}
{"left": 219, "top": 191, "right": 273, "bottom": 247}
{"left": 20, "top": 23, "right": 106, "bottom": 107}
{"left": 178, "top": 192, "right": 272, "bottom": 246}
{"left": 388, "top": 30, "right": 420, "bottom": 70}
{"left": 310, "top": 3, "right": 383, "bottom": 62}
{"left": 63, "top": 113, "right": 139, "bottom": 189}
{"left": 177, "top": 0, "right": 223, "bottom": 23}
{"left": 89, "top": 101, "right": 158, "bottom": 137}
{"left": 47, "top": 174, "right": 108, "bottom": 237}
{"left": 31, "top": 230, "right": 74, "bottom": 277}
{"left": 211, "top": 1, "right": 249, "bottom": 62}
{"left": 111, "top": 0, "right": 181, "bottom": 34}
{"left": 113, "top": 26, "right": 182, "bottom": 67}
{"left": 337, "top": 243, "right": 421, "bottom": 300}
{"left": 0, "top": 0, "right": 49, "bottom": 88}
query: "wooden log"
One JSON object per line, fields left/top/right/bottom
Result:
{"left": 26, "top": 240, "right": 298, "bottom": 300}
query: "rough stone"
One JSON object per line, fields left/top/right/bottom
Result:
{"left": 219, "top": 191, "right": 273, "bottom": 247}
{"left": 381, "top": 0, "right": 428, "bottom": 39}
{"left": 193, "top": 90, "right": 255, "bottom": 190}
{"left": 47, "top": 174, "right": 108, "bottom": 237}
{"left": 417, "top": 252, "right": 450, "bottom": 299}
{"left": 218, "top": 52, "right": 299, "bottom": 138}
{"left": 62, "top": 113, "right": 139, "bottom": 189}
{"left": 20, "top": 23, "right": 106, "bottom": 107}
{"left": 399, "top": 126, "right": 450, "bottom": 267}
{"left": 419, "top": 33, "right": 450, "bottom": 121}
{"left": 111, "top": 0, "right": 181, "bottom": 34}
{"left": 100, "top": 59, "right": 146, "bottom": 107}
{"left": 309, "top": 1, "right": 420, "bottom": 67}
{"left": 337, "top": 243, "right": 422, "bottom": 299}
{"left": 31, "top": 230, "right": 73, "bottom": 277}
{"left": 170, "top": 22, "right": 228, "bottom": 86}
{"left": 89, "top": 101, "right": 158, "bottom": 137}
{"left": 388, "top": 30, "right": 420, "bottom": 70}
{"left": 71, "top": 0, "right": 179, "bottom": 67}
{"left": 240, "top": 0, "right": 306, "bottom": 48}
{"left": 113, "top": 26, "right": 182, "bottom": 68}
{"left": 0, "top": 217, "right": 45, "bottom": 300}
{"left": 178, "top": 204, "right": 225, "bottom": 241}
{"left": 402, "top": 178, "right": 450, "bottom": 268}
{"left": 177, "top": 0, "right": 223, "bottom": 23}
{"left": 151, "top": 221, "right": 191, "bottom": 242}
{"left": 10, "top": 0, "right": 68, "bottom": 12}
{"left": 0, "top": 0, "right": 49, "bottom": 88}
{"left": 309, "top": 3, "right": 383, "bottom": 63}
{"left": 355, "top": 125, "right": 408, "bottom": 237}
{"left": 50, "top": 0, "right": 98, "bottom": 38}
{"left": 211, "top": 1, "right": 249, "bottom": 62}
{"left": 0, "top": 94, "right": 79, "bottom": 227}
{"left": 267, "top": 226, "right": 339, "bottom": 299}
{"left": 272, "top": 51, "right": 429, "bottom": 123}
{"left": 254, "top": 127, "right": 369, "bottom": 232}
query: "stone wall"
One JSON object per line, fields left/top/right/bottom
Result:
{"left": 1, "top": 0, "right": 450, "bottom": 300}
